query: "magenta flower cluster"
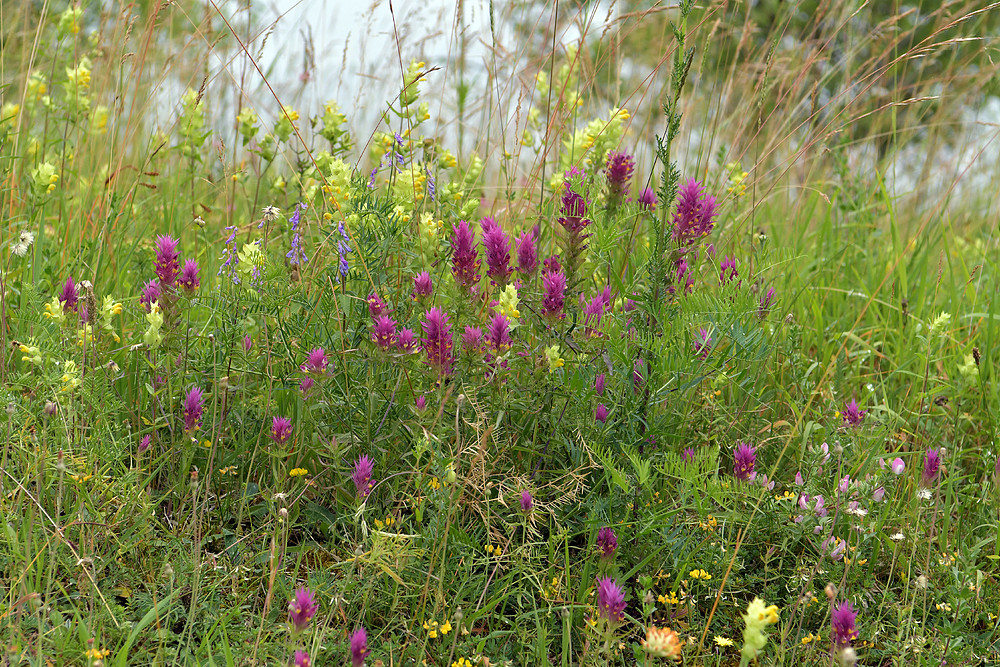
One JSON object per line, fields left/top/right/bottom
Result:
{"left": 184, "top": 386, "right": 204, "bottom": 432}
{"left": 421, "top": 307, "right": 454, "bottom": 375}
{"left": 450, "top": 220, "right": 481, "bottom": 290}
{"left": 671, "top": 179, "right": 718, "bottom": 245}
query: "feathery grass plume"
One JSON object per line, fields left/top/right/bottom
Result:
{"left": 420, "top": 307, "right": 454, "bottom": 375}
{"left": 350, "top": 628, "right": 370, "bottom": 667}
{"left": 178, "top": 259, "right": 200, "bottom": 292}
{"left": 450, "top": 220, "right": 481, "bottom": 290}
{"left": 739, "top": 597, "right": 779, "bottom": 666}
{"left": 372, "top": 315, "right": 398, "bottom": 350}
{"left": 183, "top": 387, "right": 204, "bottom": 432}
{"left": 353, "top": 455, "right": 375, "bottom": 499}
{"left": 155, "top": 235, "right": 180, "bottom": 286}
{"left": 270, "top": 417, "right": 293, "bottom": 444}
{"left": 287, "top": 586, "right": 318, "bottom": 632}
{"left": 734, "top": 443, "right": 757, "bottom": 481}
{"left": 596, "top": 527, "right": 617, "bottom": 557}
{"left": 595, "top": 577, "right": 626, "bottom": 624}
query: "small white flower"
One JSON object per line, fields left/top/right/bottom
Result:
{"left": 19, "top": 230, "right": 35, "bottom": 245}
{"left": 11, "top": 243, "right": 28, "bottom": 257}
{"left": 261, "top": 205, "right": 281, "bottom": 222}
{"left": 890, "top": 532, "right": 905, "bottom": 542}
{"left": 917, "top": 488, "right": 933, "bottom": 500}
{"left": 846, "top": 506, "right": 869, "bottom": 517}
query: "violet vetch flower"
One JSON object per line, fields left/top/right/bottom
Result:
{"left": 59, "top": 277, "right": 79, "bottom": 311}
{"left": 540, "top": 270, "right": 567, "bottom": 319}
{"left": 183, "top": 387, "right": 204, "bottom": 432}
{"left": 336, "top": 221, "right": 352, "bottom": 281}
{"left": 288, "top": 586, "right": 318, "bottom": 632}
{"left": 595, "top": 373, "right": 606, "bottom": 396}
{"left": 371, "top": 315, "right": 398, "bottom": 350}
{"left": 285, "top": 203, "right": 309, "bottom": 266}
{"left": 842, "top": 399, "right": 865, "bottom": 427}
{"left": 140, "top": 279, "right": 161, "bottom": 312}
{"left": 520, "top": 490, "right": 533, "bottom": 513}
{"left": 396, "top": 328, "right": 418, "bottom": 353}
{"left": 814, "top": 495, "right": 828, "bottom": 517}
{"left": 243, "top": 334, "right": 252, "bottom": 352}
{"left": 294, "top": 650, "right": 311, "bottom": 667}
{"left": 694, "top": 328, "right": 713, "bottom": 359}
{"left": 178, "top": 258, "right": 200, "bottom": 292}
{"left": 734, "top": 442, "right": 757, "bottom": 481}
{"left": 795, "top": 471, "right": 804, "bottom": 486}
{"left": 353, "top": 455, "right": 375, "bottom": 498}
{"left": 483, "top": 225, "right": 513, "bottom": 285}
{"left": 420, "top": 307, "right": 454, "bottom": 375}
{"left": 671, "top": 179, "right": 718, "bottom": 245}
{"left": 838, "top": 475, "right": 851, "bottom": 495}
{"left": 605, "top": 151, "right": 634, "bottom": 206}
{"left": 350, "top": 628, "right": 370, "bottom": 667}
{"left": 638, "top": 187, "right": 657, "bottom": 210}
{"left": 301, "top": 347, "right": 328, "bottom": 375}
{"left": 462, "top": 325, "right": 483, "bottom": 353}
{"left": 831, "top": 601, "right": 859, "bottom": 647}
{"left": 412, "top": 271, "right": 433, "bottom": 299}
{"left": 596, "top": 527, "right": 618, "bottom": 557}
{"left": 595, "top": 577, "right": 626, "bottom": 624}
{"left": 218, "top": 225, "right": 241, "bottom": 283}
{"left": 154, "top": 235, "right": 180, "bottom": 286}
{"left": 450, "top": 220, "right": 481, "bottom": 290}
{"left": 595, "top": 404, "right": 609, "bottom": 423}
{"left": 270, "top": 416, "right": 293, "bottom": 444}
{"left": 682, "top": 447, "right": 696, "bottom": 463}
{"left": 515, "top": 231, "right": 538, "bottom": 276}
{"left": 922, "top": 448, "right": 941, "bottom": 487}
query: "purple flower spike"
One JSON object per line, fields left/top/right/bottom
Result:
{"left": 178, "top": 258, "right": 200, "bottom": 292}
{"left": 485, "top": 312, "right": 512, "bottom": 354}
{"left": 397, "top": 327, "right": 418, "bottom": 353}
{"left": 288, "top": 586, "right": 318, "bottom": 632}
{"left": 582, "top": 294, "right": 605, "bottom": 338}
{"left": 719, "top": 255, "right": 738, "bottom": 285}
{"left": 605, "top": 152, "right": 635, "bottom": 207}
{"left": 353, "top": 455, "right": 375, "bottom": 499}
{"left": 462, "top": 325, "right": 483, "bottom": 353}
{"left": 543, "top": 255, "right": 562, "bottom": 274}
{"left": 483, "top": 225, "right": 513, "bottom": 285}
{"left": 516, "top": 231, "right": 538, "bottom": 276}
{"left": 450, "top": 220, "right": 481, "bottom": 290}
{"left": 595, "top": 404, "right": 609, "bottom": 423}
{"left": 541, "top": 270, "right": 567, "bottom": 319}
{"left": 638, "top": 187, "right": 658, "bottom": 211}
{"left": 595, "top": 373, "right": 606, "bottom": 396}
{"left": 415, "top": 395, "right": 427, "bottom": 412}
{"left": 694, "top": 328, "right": 713, "bottom": 359}
{"left": 922, "top": 448, "right": 941, "bottom": 487}
{"left": 412, "top": 271, "right": 433, "bottom": 299}
{"left": 682, "top": 447, "right": 696, "bottom": 463}
{"left": 596, "top": 527, "right": 617, "bottom": 557}
{"left": 520, "top": 490, "right": 533, "bottom": 513}
{"left": 596, "top": 577, "right": 626, "bottom": 624}
{"left": 671, "top": 179, "right": 718, "bottom": 245}
{"left": 60, "top": 277, "right": 79, "bottom": 311}
{"left": 367, "top": 293, "right": 388, "bottom": 318}
{"left": 350, "top": 628, "right": 370, "bottom": 667}
{"left": 140, "top": 279, "right": 161, "bottom": 312}
{"left": 243, "top": 334, "right": 252, "bottom": 352}
{"left": 831, "top": 601, "right": 859, "bottom": 647}
{"left": 270, "top": 416, "right": 293, "bottom": 444}
{"left": 294, "top": 650, "right": 311, "bottom": 667}
{"left": 842, "top": 399, "right": 865, "bottom": 427}
{"left": 420, "top": 307, "right": 454, "bottom": 375}
{"left": 371, "top": 315, "right": 398, "bottom": 350}
{"left": 154, "top": 235, "right": 180, "bottom": 286}
{"left": 301, "top": 347, "right": 328, "bottom": 375}
{"left": 139, "top": 435, "right": 151, "bottom": 453}
{"left": 183, "top": 387, "right": 204, "bottom": 432}
{"left": 758, "top": 286, "right": 776, "bottom": 319}
{"left": 733, "top": 442, "right": 757, "bottom": 481}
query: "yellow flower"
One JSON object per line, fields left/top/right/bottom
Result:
{"left": 20, "top": 344, "right": 42, "bottom": 366}
{"left": 452, "top": 659, "right": 473, "bottom": 667}
{"left": 428, "top": 476, "right": 441, "bottom": 490}
{"left": 85, "top": 647, "right": 110, "bottom": 660}
{"left": 439, "top": 620, "right": 452, "bottom": 635}
{"left": 544, "top": 345, "right": 564, "bottom": 373}
{"left": 289, "top": 468, "right": 309, "bottom": 478}
{"left": 714, "top": 636, "right": 734, "bottom": 647}
{"left": 689, "top": 569, "right": 712, "bottom": 580}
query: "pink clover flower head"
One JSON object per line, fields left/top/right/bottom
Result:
{"left": 694, "top": 328, "right": 713, "bottom": 359}
{"left": 139, "top": 435, "right": 151, "bottom": 453}
{"left": 596, "top": 527, "right": 617, "bottom": 557}
{"left": 353, "top": 455, "right": 375, "bottom": 499}
{"left": 301, "top": 347, "right": 328, "bottom": 375}
{"left": 921, "top": 448, "right": 941, "bottom": 487}
{"left": 583, "top": 294, "right": 605, "bottom": 338}
{"left": 270, "top": 416, "right": 293, "bottom": 444}
{"left": 595, "top": 404, "right": 609, "bottom": 423}
{"left": 420, "top": 307, "right": 454, "bottom": 374}
{"left": 842, "top": 399, "right": 865, "bottom": 427}
{"left": 371, "top": 315, "right": 398, "bottom": 350}
{"left": 520, "top": 490, "right": 533, "bottom": 513}
{"left": 183, "top": 386, "right": 204, "bottom": 432}
{"left": 485, "top": 312, "right": 512, "bottom": 353}
{"left": 595, "top": 577, "right": 626, "bottom": 624}
{"left": 890, "top": 457, "right": 905, "bottom": 475}
{"left": 638, "top": 187, "right": 657, "bottom": 210}
{"left": 831, "top": 601, "right": 859, "bottom": 647}
{"left": 733, "top": 442, "right": 757, "bottom": 481}
{"left": 671, "top": 179, "right": 718, "bottom": 245}
{"left": 288, "top": 586, "right": 318, "bottom": 632}
{"left": 396, "top": 328, "right": 418, "bottom": 353}
{"left": 60, "top": 277, "right": 79, "bottom": 311}
{"left": 483, "top": 225, "right": 513, "bottom": 285}
{"left": 595, "top": 373, "right": 606, "bottom": 396}
{"left": 541, "top": 270, "right": 567, "bottom": 319}
{"left": 178, "top": 258, "right": 200, "bottom": 292}
{"left": 515, "top": 231, "right": 538, "bottom": 276}
{"left": 140, "top": 279, "right": 161, "bottom": 312}
{"left": 462, "top": 325, "right": 483, "bottom": 353}
{"left": 154, "top": 235, "right": 180, "bottom": 286}
{"left": 294, "top": 650, "right": 311, "bottom": 667}
{"left": 367, "top": 292, "right": 388, "bottom": 318}
{"left": 450, "top": 220, "right": 481, "bottom": 290}
{"left": 719, "top": 255, "right": 738, "bottom": 285}
{"left": 412, "top": 271, "right": 433, "bottom": 299}
{"left": 350, "top": 628, "right": 370, "bottom": 667}
{"left": 682, "top": 447, "right": 696, "bottom": 463}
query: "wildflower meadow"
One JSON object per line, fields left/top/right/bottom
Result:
{"left": 1, "top": 1, "right": 999, "bottom": 665}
